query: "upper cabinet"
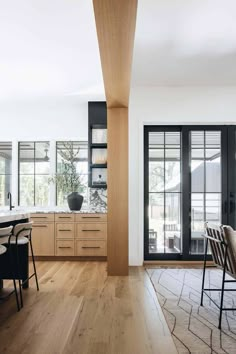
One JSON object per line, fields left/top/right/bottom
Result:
{"left": 88, "top": 102, "right": 107, "bottom": 188}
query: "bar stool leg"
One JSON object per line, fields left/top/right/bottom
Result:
{"left": 12, "top": 279, "right": 20, "bottom": 311}
{"left": 8, "top": 244, "right": 21, "bottom": 311}
{"left": 15, "top": 245, "right": 24, "bottom": 308}
{"left": 29, "top": 239, "right": 39, "bottom": 291}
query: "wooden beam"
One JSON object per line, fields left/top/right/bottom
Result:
{"left": 93, "top": 0, "right": 137, "bottom": 275}
{"left": 93, "top": 0, "right": 137, "bottom": 108}
{"left": 107, "top": 108, "right": 128, "bottom": 275}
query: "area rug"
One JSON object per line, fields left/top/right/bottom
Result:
{"left": 146, "top": 268, "right": 236, "bottom": 354}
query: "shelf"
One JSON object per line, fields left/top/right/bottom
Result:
{"left": 92, "top": 183, "right": 107, "bottom": 189}
{"left": 91, "top": 143, "right": 107, "bottom": 148}
{"left": 91, "top": 164, "right": 107, "bottom": 168}
{"left": 88, "top": 102, "right": 107, "bottom": 189}
{"left": 91, "top": 124, "right": 106, "bottom": 129}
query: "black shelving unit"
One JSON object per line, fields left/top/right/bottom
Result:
{"left": 88, "top": 102, "right": 107, "bottom": 188}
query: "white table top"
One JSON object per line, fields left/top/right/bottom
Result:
{"left": 0, "top": 211, "right": 30, "bottom": 224}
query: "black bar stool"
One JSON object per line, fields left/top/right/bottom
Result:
{"left": 0, "top": 225, "right": 20, "bottom": 311}
{"left": 10, "top": 222, "right": 39, "bottom": 308}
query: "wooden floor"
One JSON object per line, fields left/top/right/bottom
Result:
{"left": 0, "top": 261, "right": 177, "bottom": 354}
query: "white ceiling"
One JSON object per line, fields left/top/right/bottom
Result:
{"left": 0, "top": 0, "right": 104, "bottom": 101}
{"left": 0, "top": 0, "right": 236, "bottom": 102}
{"left": 132, "top": 0, "right": 236, "bottom": 86}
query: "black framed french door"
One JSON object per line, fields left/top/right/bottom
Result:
{"left": 144, "top": 125, "right": 236, "bottom": 261}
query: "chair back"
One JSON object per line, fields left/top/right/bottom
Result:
{"left": 0, "top": 226, "right": 13, "bottom": 245}
{"left": 13, "top": 222, "right": 33, "bottom": 238}
{"left": 205, "top": 223, "right": 236, "bottom": 276}
{"left": 222, "top": 225, "right": 236, "bottom": 276}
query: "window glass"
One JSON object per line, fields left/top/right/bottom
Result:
{"left": 0, "top": 142, "right": 12, "bottom": 206}
{"left": 19, "top": 142, "right": 50, "bottom": 206}
{"left": 56, "top": 141, "right": 88, "bottom": 207}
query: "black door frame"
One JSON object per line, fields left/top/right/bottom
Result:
{"left": 144, "top": 125, "right": 230, "bottom": 261}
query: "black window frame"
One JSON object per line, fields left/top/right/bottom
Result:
{"left": 18, "top": 141, "right": 50, "bottom": 207}
{"left": 0, "top": 142, "right": 12, "bottom": 207}
{"left": 144, "top": 125, "right": 229, "bottom": 261}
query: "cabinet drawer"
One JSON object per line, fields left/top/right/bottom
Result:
{"left": 76, "top": 240, "right": 106, "bottom": 256}
{"left": 56, "top": 240, "right": 74, "bottom": 256}
{"left": 31, "top": 213, "right": 55, "bottom": 222}
{"left": 75, "top": 214, "right": 107, "bottom": 223}
{"left": 56, "top": 223, "right": 74, "bottom": 239}
{"left": 55, "top": 214, "right": 75, "bottom": 222}
{"left": 76, "top": 223, "right": 107, "bottom": 239}
{"left": 31, "top": 223, "right": 55, "bottom": 256}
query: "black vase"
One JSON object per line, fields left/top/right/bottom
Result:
{"left": 67, "top": 192, "right": 83, "bottom": 211}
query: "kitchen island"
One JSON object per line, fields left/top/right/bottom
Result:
{"left": 0, "top": 211, "right": 31, "bottom": 290}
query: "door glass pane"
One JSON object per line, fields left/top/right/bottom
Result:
{"left": 190, "top": 131, "right": 222, "bottom": 254}
{"left": 149, "top": 193, "right": 164, "bottom": 253}
{"left": 148, "top": 131, "right": 181, "bottom": 254}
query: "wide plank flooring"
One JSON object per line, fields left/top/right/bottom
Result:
{"left": 0, "top": 261, "right": 177, "bottom": 354}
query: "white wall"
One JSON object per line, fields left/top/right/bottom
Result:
{"left": 129, "top": 86, "right": 236, "bottom": 265}
{"left": 0, "top": 97, "right": 89, "bottom": 207}
{"left": 0, "top": 98, "right": 88, "bottom": 140}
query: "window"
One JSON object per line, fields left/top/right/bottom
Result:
{"left": 148, "top": 131, "right": 181, "bottom": 254}
{"left": 56, "top": 141, "right": 88, "bottom": 207}
{"left": 19, "top": 142, "right": 50, "bottom": 206}
{"left": 144, "top": 125, "right": 228, "bottom": 261}
{"left": 0, "top": 142, "right": 12, "bottom": 206}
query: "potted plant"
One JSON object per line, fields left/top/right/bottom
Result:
{"left": 49, "top": 142, "right": 85, "bottom": 210}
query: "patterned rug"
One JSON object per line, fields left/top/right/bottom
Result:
{"left": 146, "top": 268, "right": 236, "bottom": 354}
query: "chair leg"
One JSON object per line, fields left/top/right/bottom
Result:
{"left": 30, "top": 239, "right": 39, "bottom": 291}
{"left": 18, "top": 279, "right": 23, "bottom": 308}
{"left": 219, "top": 259, "right": 227, "bottom": 329}
{"left": 201, "top": 239, "right": 208, "bottom": 306}
{"left": 15, "top": 245, "right": 24, "bottom": 308}
{"left": 9, "top": 244, "right": 21, "bottom": 311}
{"left": 12, "top": 279, "right": 20, "bottom": 311}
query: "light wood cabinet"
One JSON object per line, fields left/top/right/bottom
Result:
{"left": 31, "top": 222, "right": 55, "bottom": 256}
{"left": 55, "top": 214, "right": 75, "bottom": 222}
{"left": 75, "top": 214, "right": 107, "bottom": 223}
{"left": 56, "top": 223, "right": 74, "bottom": 239}
{"left": 56, "top": 240, "right": 74, "bottom": 256}
{"left": 30, "top": 212, "right": 107, "bottom": 258}
{"left": 31, "top": 213, "right": 55, "bottom": 222}
{"left": 76, "top": 223, "right": 107, "bottom": 240}
{"left": 76, "top": 240, "right": 106, "bottom": 256}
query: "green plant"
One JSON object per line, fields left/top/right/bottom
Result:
{"left": 49, "top": 142, "right": 85, "bottom": 195}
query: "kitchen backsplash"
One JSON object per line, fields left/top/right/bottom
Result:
{"left": 89, "top": 188, "right": 107, "bottom": 212}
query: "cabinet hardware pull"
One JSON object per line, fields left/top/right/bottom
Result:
{"left": 82, "top": 229, "right": 100, "bottom": 232}
{"left": 58, "top": 216, "right": 71, "bottom": 219}
{"left": 81, "top": 216, "right": 101, "bottom": 219}
{"left": 33, "top": 225, "right": 48, "bottom": 228}
{"left": 81, "top": 246, "right": 101, "bottom": 249}
{"left": 32, "top": 216, "right": 48, "bottom": 219}
{"left": 59, "top": 229, "right": 72, "bottom": 232}
{"left": 58, "top": 246, "right": 71, "bottom": 249}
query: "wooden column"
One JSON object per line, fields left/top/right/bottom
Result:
{"left": 107, "top": 108, "right": 128, "bottom": 275}
{"left": 93, "top": 0, "right": 137, "bottom": 275}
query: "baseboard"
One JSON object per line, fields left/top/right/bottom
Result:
{"left": 30, "top": 256, "right": 107, "bottom": 262}
{"left": 143, "top": 260, "right": 214, "bottom": 267}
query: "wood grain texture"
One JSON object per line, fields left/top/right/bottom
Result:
{"left": 107, "top": 108, "right": 128, "bottom": 275}
{"left": 93, "top": 1, "right": 137, "bottom": 275}
{"left": 93, "top": 0, "right": 137, "bottom": 108}
{"left": 0, "top": 262, "right": 177, "bottom": 354}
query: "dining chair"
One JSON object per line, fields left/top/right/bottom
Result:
{"left": 201, "top": 222, "right": 236, "bottom": 329}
